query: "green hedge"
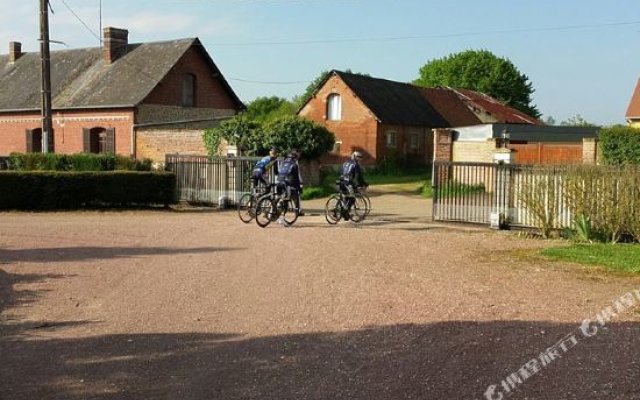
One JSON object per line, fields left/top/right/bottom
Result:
{"left": 8, "top": 152, "right": 153, "bottom": 171}
{"left": 0, "top": 171, "right": 176, "bottom": 210}
{"left": 599, "top": 125, "right": 640, "bottom": 165}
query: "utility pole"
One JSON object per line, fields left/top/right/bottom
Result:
{"left": 40, "top": 0, "right": 53, "bottom": 153}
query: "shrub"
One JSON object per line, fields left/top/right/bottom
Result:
{"left": 599, "top": 125, "right": 640, "bottom": 165}
{"left": 0, "top": 171, "right": 176, "bottom": 210}
{"left": 7, "top": 152, "right": 152, "bottom": 172}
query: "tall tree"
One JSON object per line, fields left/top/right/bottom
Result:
{"left": 414, "top": 50, "right": 541, "bottom": 118}
{"left": 245, "top": 96, "right": 296, "bottom": 123}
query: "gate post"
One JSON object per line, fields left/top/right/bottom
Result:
{"left": 491, "top": 149, "right": 515, "bottom": 229}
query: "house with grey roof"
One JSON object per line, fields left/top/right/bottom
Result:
{"left": 298, "top": 70, "right": 540, "bottom": 166}
{"left": 0, "top": 27, "right": 244, "bottom": 161}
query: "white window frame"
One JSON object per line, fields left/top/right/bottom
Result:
{"left": 326, "top": 93, "right": 342, "bottom": 121}
{"left": 385, "top": 131, "right": 397, "bottom": 148}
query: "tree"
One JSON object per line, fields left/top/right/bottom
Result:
{"left": 560, "top": 114, "right": 598, "bottom": 127}
{"left": 203, "top": 116, "right": 265, "bottom": 156}
{"left": 263, "top": 116, "right": 335, "bottom": 159}
{"left": 414, "top": 50, "right": 541, "bottom": 118}
{"left": 203, "top": 115, "right": 335, "bottom": 160}
{"left": 245, "top": 96, "right": 296, "bottom": 124}
{"left": 543, "top": 116, "right": 557, "bottom": 126}
{"left": 293, "top": 70, "right": 331, "bottom": 109}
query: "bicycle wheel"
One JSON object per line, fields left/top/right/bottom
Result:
{"left": 255, "top": 197, "right": 275, "bottom": 228}
{"left": 278, "top": 199, "right": 299, "bottom": 226}
{"left": 237, "top": 193, "right": 256, "bottom": 223}
{"left": 324, "top": 194, "right": 342, "bottom": 225}
{"left": 350, "top": 193, "right": 367, "bottom": 222}
{"left": 364, "top": 194, "right": 372, "bottom": 215}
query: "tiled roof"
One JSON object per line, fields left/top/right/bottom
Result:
{"left": 626, "top": 79, "right": 640, "bottom": 119}
{"left": 0, "top": 38, "right": 243, "bottom": 112}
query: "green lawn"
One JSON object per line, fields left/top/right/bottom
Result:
{"left": 541, "top": 243, "right": 640, "bottom": 274}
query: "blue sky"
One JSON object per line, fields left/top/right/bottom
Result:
{"left": 1, "top": 0, "right": 639, "bottom": 125}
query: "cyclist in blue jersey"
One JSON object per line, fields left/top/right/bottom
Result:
{"left": 277, "top": 150, "right": 304, "bottom": 216}
{"left": 251, "top": 147, "right": 279, "bottom": 190}
{"left": 339, "top": 151, "right": 368, "bottom": 220}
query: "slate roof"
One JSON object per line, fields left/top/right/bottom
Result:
{"left": 419, "top": 87, "right": 481, "bottom": 127}
{"left": 334, "top": 71, "right": 450, "bottom": 127}
{"left": 626, "top": 79, "right": 640, "bottom": 119}
{"left": 0, "top": 38, "right": 243, "bottom": 112}
{"left": 317, "top": 70, "right": 538, "bottom": 128}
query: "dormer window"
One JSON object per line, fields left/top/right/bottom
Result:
{"left": 326, "top": 93, "right": 341, "bottom": 121}
{"left": 182, "top": 73, "right": 196, "bottom": 107}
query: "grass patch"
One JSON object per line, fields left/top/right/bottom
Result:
{"left": 300, "top": 186, "right": 333, "bottom": 200}
{"left": 541, "top": 243, "right": 640, "bottom": 274}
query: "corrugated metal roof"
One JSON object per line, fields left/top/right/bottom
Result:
{"left": 450, "top": 88, "right": 541, "bottom": 125}
{"left": 0, "top": 38, "right": 243, "bottom": 112}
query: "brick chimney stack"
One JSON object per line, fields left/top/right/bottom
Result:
{"left": 102, "top": 27, "right": 128, "bottom": 65}
{"left": 9, "top": 42, "right": 23, "bottom": 63}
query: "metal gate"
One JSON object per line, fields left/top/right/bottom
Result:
{"left": 165, "top": 154, "right": 261, "bottom": 206}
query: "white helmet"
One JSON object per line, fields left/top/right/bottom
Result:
{"left": 351, "top": 151, "right": 363, "bottom": 160}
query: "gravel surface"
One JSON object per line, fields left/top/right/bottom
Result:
{"left": 1, "top": 205, "right": 640, "bottom": 399}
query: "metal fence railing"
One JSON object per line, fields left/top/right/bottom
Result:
{"left": 165, "top": 154, "right": 264, "bottom": 206}
{"left": 432, "top": 161, "right": 576, "bottom": 229}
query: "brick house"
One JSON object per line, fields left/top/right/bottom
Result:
{"left": 0, "top": 27, "right": 244, "bottom": 162}
{"left": 626, "top": 79, "right": 640, "bottom": 128}
{"left": 298, "top": 70, "right": 540, "bottom": 166}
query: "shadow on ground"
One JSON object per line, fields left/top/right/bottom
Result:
{"left": 0, "top": 246, "right": 241, "bottom": 264}
{"left": 1, "top": 308, "right": 639, "bottom": 399}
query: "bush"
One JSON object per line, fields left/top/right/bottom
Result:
{"left": 0, "top": 171, "right": 176, "bottom": 210}
{"left": 7, "top": 153, "right": 152, "bottom": 171}
{"left": 599, "top": 125, "right": 640, "bottom": 165}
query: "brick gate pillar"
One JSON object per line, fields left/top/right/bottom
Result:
{"left": 582, "top": 137, "right": 598, "bottom": 165}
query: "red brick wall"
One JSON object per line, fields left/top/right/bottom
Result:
{"left": 298, "top": 75, "right": 379, "bottom": 165}
{"left": 143, "top": 46, "right": 239, "bottom": 110}
{"left": 0, "top": 109, "right": 134, "bottom": 156}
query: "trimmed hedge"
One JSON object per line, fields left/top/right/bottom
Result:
{"left": 8, "top": 152, "right": 153, "bottom": 171}
{"left": 599, "top": 125, "right": 640, "bottom": 165}
{"left": 0, "top": 171, "right": 176, "bottom": 210}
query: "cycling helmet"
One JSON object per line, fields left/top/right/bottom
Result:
{"left": 288, "top": 150, "right": 300, "bottom": 159}
{"left": 351, "top": 151, "right": 363, "bottom": 160}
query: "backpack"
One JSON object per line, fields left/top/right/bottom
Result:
{"left": 279, "top": 157, "right": 295, "bottom": 178}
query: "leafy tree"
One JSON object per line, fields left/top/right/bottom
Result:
{"left": 203, "top": 117, "right": 265, "bottom": 156}
{"left": 203, "top": 115, "right": 335, "bottom": 160}
{"left": 543, "top": 116, "right": 557, "bottom": 126}
{"left": 263, "top": 116, "right": 335, "bottom": 159}
{"left": 245, "top": 96, "right": 296, "bottom": 124}
{"left": 560, "top": 114, "right": 598, "bottom": 127}
{"left": 414, "top": 49, "right": 541, "bottom": 118}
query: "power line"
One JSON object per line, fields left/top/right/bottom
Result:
{"left": 212, "top": 20, "right": 640, "bottom": 47}
{"left": 59, "top": 0, "right": 101, "bottom": 42}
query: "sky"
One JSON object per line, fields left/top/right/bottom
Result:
{"left": 1, "top": 0, "right": 639, "bottom": 125}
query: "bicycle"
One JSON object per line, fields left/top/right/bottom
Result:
{"left": 324, "top": 182, "right": 367, "bottom": 225}
{"left": 255, "top": 183, "right": 300, "bottom": 228}
{"left": 355, "top": 185, "right": 371, "bottom": 216}
{"left": 237, "top": 183, "right": 268, "bottom": 223}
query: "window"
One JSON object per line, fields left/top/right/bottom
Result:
{"left": 326, "top": 93, "right": 341, "bottom": 121}
{"left": 409, "top": 133, "right": 420, "bottom": 150}
{"left": 182, "top": 73, "right": 196, "bottom": 107}
{"left": 385, "top": 131, "right": 397, "bottom": 148}
{"left": 331, "top": 140, "right": 342, "bottom": 155}
{"left": 83, "top": 127, "right": 115, "bottom": 154}
{"left": 26, "top": 128, "right": 54, "bottom": 153}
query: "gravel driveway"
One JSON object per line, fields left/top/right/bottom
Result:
{"left": 1, "top": 206, "right": 640, "bottom": 399}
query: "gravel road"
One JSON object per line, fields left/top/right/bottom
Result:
{"left": 1, "top": 207, "right": 639, "bottom": 399}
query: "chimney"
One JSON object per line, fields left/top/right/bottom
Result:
{"left": 9, "top": 42, "right": 22, "bottom": 63}
{"left": 102, "top": 27, "right": 128, "bottom": 64}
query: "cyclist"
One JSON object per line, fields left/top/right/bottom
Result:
{"left": 339, "top": 151, "right": 368, "bottom": 220}
{"left": 277, "top": 150, "right": 304, "bottom": 217}
{"left": 251, "top": 146, "right": 279, "bottom": 191}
